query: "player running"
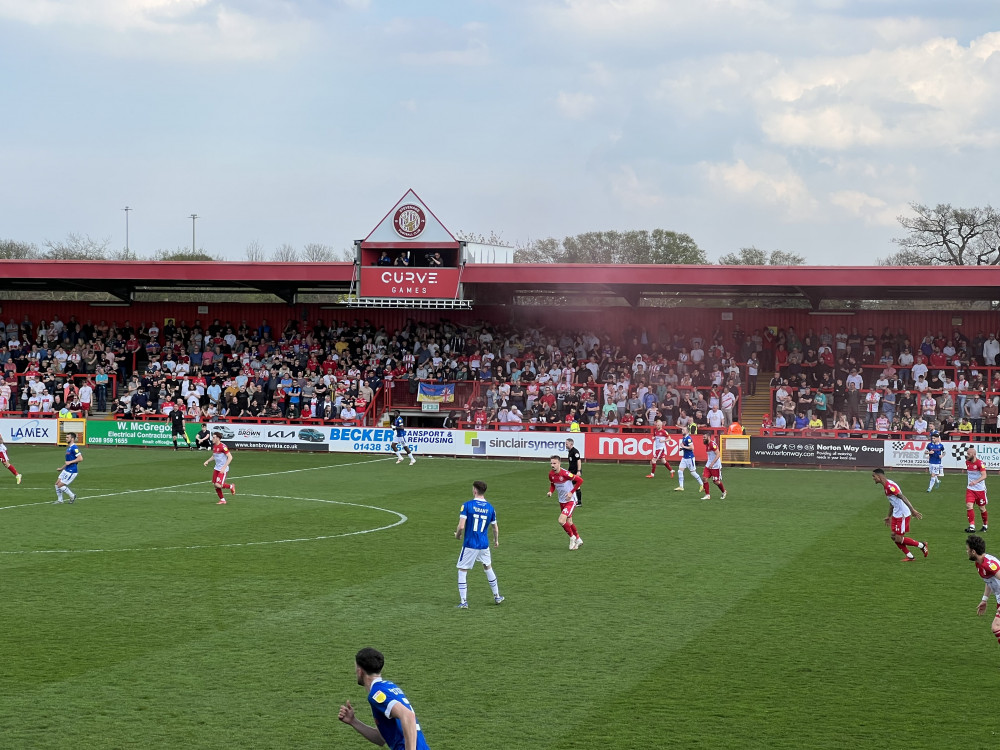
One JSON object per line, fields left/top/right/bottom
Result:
{"left": 204, "top": 432, "right": 236, "bottom": 505}
{"left": 170, "top": 398, "right": 193, "bottom": 450}
{"left": 391, "top": 410, "right": 416, "bottom": 465}
{"left": 700, "top": 434, "right": 727, "bottom": 500}
{"left": 645, "top": 418, "right": 676, "bottom": 480}
{"left": 547, "top": 455, "right": 583, "bottom": 550}
{"left": 54, "top": 432, "right": 82, "bottom": 504}
{"left": 0, "top": 437, "right": 22, "bottom": 485}
{"left": 966, "top": 534, "right": 1000, "bottom": 649}
{"left": 566, "top": 437, "right": 583, "bottom": 505}
{"left": 454, "top": 480, "right": 503, "bottom": 608}
{"left": 673, "top": 425, "right": 702, "bottom": 492}
{"left": 964, "top": 446, "right": 989, "bottom": 533}
{"left": 925, "top": 430, "right": 944, "bottom": 492}
{"left": 872, "top": 468, "right": 927, "bottom": 562}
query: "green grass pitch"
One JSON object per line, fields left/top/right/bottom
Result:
{"left": 0, "top": 445, "right": 996, "bottom": 749}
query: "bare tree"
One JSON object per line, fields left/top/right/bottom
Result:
{"left": 245, "top": 240, "right": 266, "bottom": 262}
{"left": 0, "top": 239, "right": 41, "bottom": 259}
{"left": 272, "top": 243, "right": 299, "bottom": 262}
{"left": 718, "top": 246, "right": 805, "bottom": 265}
{"left": 457, "top": 230, "right": 506, "bottom": 245}
{"left": 513, "top": 230, "right": 707, "bottom": 265}
{"left": 153, "top": 248, "right": 218, "bottom": 261}
{"left": 891, "top": 203, "right": 1000, "bottom": 265}
{"left": 302, "top": 243, "right": 337, "bottom": 262}
{"left": 43, "top": 233, "right": 110, "bottom": 259}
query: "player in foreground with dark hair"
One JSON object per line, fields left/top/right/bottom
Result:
{"left": 872, "top": 468, "right": 927, "bottom": 562}
{"left": 339, "top": 647, "right": 431, "bottom": 749}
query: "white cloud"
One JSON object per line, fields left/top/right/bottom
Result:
{"left": 829, "top": 190, "right": 905, "bottom": 227}
{"left": 610, "top": 165, "right": 664, "bottom": 209}
{"left": 399, "top": 38, "right": 489, "bottom": 66}
{"left": 702, "top": 157, "right": 817, "bottom": 219}
{"left": 556, "top": 91, "right": 597, "bottom": 119}
{"left": 0, "top": 0, "right": 316, "bottom": 61}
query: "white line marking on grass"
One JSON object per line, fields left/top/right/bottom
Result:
{"left": 0, "top": 456, "right": 394, "bottom": 512}
{"left": 0, "top": 490, "right": 406, "bottom": 555}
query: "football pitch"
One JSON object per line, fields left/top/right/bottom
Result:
{"left": 0, "top": 446, "right": 993, "bottom": 749}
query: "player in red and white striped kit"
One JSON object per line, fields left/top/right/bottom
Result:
{"left": 645, "top": 419, "right": 675, "bottom": 479}
{"left": 0, "top": 439, "right": 22, "bottom": 485}
{"left": 967, "top": 534, "right": 1000, "bottom": 648}
{"left": 700, "top": 435, "right": 726, "bottom": 500}
{"left": 203, "top": 432, "right": 236, "bottom": 505}
{"left": 964, "top": 446, "right": 989, "bottom": 534}
{"left": 547, "top": 455, "right": 584, "bottom": 550}
{"left": 872, "top": 468, "right": 927, "bottom": 562}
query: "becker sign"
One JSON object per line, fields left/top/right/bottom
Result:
{"left": 360, "top": 267, "right": 460, "bottom": 298}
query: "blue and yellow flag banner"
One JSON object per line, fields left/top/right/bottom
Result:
{"left": 417, "top": 383, "right": 456, "bottom": 403}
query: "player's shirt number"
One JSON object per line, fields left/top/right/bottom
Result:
{"left": 472, "top": 513, "right": 489, "bottom": 532}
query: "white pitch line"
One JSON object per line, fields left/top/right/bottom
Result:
{"left": 0, "top": 490, "right": 407, "bottom": 555}
{"left": 0, "top": 456, "right": 395, "bottom": 512}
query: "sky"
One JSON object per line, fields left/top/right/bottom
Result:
{"left": 1, "top": 0, "right": 998, "bottom": 264}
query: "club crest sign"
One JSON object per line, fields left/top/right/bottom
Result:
{"left": 393, "top": 204, "right": 426, "bottom": 239}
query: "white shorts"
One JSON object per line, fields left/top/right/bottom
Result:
{"left": 680, "top": 457, "right": 697, "bottom": 471}
{"left": 929, "top": 464, "right": 944, "bottom": 476}
{"left": 457, "top": 546, "right": 492, "bottom": 569}
{"left": 57, "top": 470, "right": 77, "bottom": 485}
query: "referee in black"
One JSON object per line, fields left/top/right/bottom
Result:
{"left": 170, "top": 399, "right": 192, "bottom": 450}
{"left": 566, "top": 437, "right": 582, "bottom": 506}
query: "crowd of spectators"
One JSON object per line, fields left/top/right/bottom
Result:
{"left": 767, "top": 325, "right": 1000, "bottom": 438}
{"left": 0, "top": 313, "right": 746, "bottom": 431}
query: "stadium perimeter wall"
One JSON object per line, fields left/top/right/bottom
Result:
{"left": 6, "top": 417, "right": 997, "bottom": 471}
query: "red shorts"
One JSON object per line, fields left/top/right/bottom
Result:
{"left": 703, "top": 468, "right": 721, "bottom": 480}
{"left": 212, "top": 469, "right": 229, "bottom": 485}
{"left": 559, "top": 500, "right": 577, "bottom": 518}
{"left": 890, "top": 516, "right": 910, "bottom": 535}
{"left": 652, "top": 448, "right": 668, "bottom": 461}
{"left": 966, "top": 489, "right": 988, "bottom": 507}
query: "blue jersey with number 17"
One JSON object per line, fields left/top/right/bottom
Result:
{"left": 927, "top": 442, "right": 944, "bottom": 465}
{"left": 459, "top": 498, "right": 496, "bottom": 550}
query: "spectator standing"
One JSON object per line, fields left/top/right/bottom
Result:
{"left": 966, "top": 393, "right": 986, "bottom": 435}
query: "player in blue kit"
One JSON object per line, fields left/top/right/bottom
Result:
{"left": 339, "top": 647, "right": 431, "bottom": 750}
{"left": 391, "top": 410, "right": 416, "bottom": 465}
{"left": 925, "top": 430, "right": 944, "bottom": 492}
{"left": 673, "top": 424, "right": 702, "bottom": 492}
{"left": 54, "top": 432, "right": 82, "bottom": 504}
{"left": 454, "top": 479, "right": 503, "bottom": 608}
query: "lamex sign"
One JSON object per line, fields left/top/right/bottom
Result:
{"left": 328, "top": 427, "right": 458, "bottom": 454}
{"left": 585, "top": 432, "right": 705, "bottom": 462}
{"left": 885, "top": 439, "right": 1000, "bottom": 471}
{"left": 0, "top": 418, "right": 58, "bottom": 445}
{"left": 207, "top": 422, "right": 329, "bottom": 452}
{"left": 463, "top": 431, "right": 584, "bottom": 459}
{"left": 87, "top": 420, "right": 200, "bottom": 447}
{"left": 359, "top": 267, "right": 461, "bottom": 299}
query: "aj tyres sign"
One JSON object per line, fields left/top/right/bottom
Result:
{"left": 359, "top": 268, "right": 461, "bottom": 299}
{"left": 885, "top": 439, "right": 1000, "bottom": 471}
